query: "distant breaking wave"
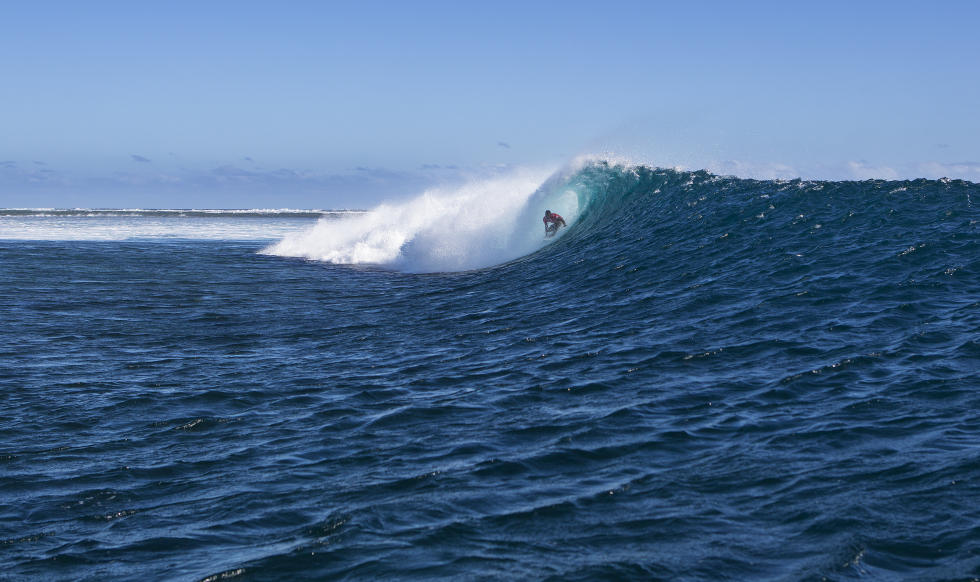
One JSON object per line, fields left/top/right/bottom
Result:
{"left": 0, "top": 208, "right": 349, "bottom": 218}
{"left": 0, "top": 208, "right": 333, "bottom": 241}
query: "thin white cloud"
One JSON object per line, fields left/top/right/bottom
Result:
{"left": 914, "top": 161, "right": 980, "bottom": 180}
{"left": 705, "top": 159, "right": 801, "bottom": 180}
{"left": 845, "top": 161, "right": 980, "bottom": 182}
{"left": 846, "top": 161, "right": 900, "bottom": 180}
{"left": 701, "top": 158, "right": 980, "bottom": 183}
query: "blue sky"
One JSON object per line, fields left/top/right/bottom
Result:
{"left": 2, "top": 1, "right": 978, "bottom": 208}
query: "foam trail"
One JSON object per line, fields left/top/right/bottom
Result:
{"left": 263, "top": 168, "right": 582, "bottom": 272}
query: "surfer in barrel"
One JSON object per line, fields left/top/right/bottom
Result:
{"left": 543, "top": 210, "right": 566, "bottom": 238}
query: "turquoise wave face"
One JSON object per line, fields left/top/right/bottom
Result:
{"left": 528, "top": 162, "right": 978, "bottom": 287}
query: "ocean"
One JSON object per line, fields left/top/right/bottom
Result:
{"left": 2, "top": 161, "right": 978, "bottom": 580}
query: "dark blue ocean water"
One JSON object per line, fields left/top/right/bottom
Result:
{"left": 2, "top": 164, "right": 979, "bottom": 580}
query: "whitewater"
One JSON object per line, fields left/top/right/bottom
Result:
{"left": 263, "top": 166, "right": 585, "bottom": 272}
{"left": 2, "top": 160, "right": 979, "bottom": 580}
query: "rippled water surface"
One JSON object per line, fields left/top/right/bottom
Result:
{"left": 2, "top": 165, "right": 979, "bottom": 580}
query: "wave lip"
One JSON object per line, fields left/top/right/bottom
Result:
{"left": 262, "top": 168, "right": 582, "bottom": 273}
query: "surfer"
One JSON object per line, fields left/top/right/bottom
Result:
{"left": 543, "top": 210, "right": 566, "bottom": 237}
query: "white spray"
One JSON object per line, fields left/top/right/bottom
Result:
{"left": 263, "top": 167, "right": 583, "bottom": 273}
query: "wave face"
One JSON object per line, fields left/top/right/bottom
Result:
{"left": 3, "top": 161, "right": 979, "bottom": 581}
{"left": 266, "top": 161, "right": 979, "bottom": 277}
{"left": 537, "top": 161, "right": 978, "bottom": 284}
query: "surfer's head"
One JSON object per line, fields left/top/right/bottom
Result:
{"left": 544, "top": 210, "right": 552, "bottom": 217}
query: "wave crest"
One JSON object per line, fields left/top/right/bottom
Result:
{"left": 262, "top": 168, "right": 584, "bottom": 272}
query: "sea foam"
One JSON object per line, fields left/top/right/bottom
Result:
{"left": 263, "top": 168, "right": 583, "bottom": 272}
